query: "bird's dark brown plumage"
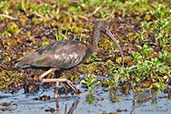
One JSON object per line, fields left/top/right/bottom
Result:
{"left": 15, "top": 40, "right": 89, "bottom": 69}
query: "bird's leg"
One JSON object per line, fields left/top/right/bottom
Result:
{"left": 55, "top": 81, "right": 59, "bottom": 99}
{"left": 38, "top": 68, "right": 80, "bottom": 94}
{"left": 41, "top": 79, "right": 79, "bottom": 94}
{"left": 38, "top": 68, "right": 59, "bottom": 82}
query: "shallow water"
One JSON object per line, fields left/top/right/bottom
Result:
{"left": 0, "top": 84, "right": 170, "bottom": 114}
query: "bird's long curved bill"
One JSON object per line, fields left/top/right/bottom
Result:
{"left": 106, "top": 30, "right": 124, "bottom": 66}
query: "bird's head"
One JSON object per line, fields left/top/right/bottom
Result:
{"left": 94, "top": 21, "right": 124, "bottom": 66}
{"left": 94, "top": 21, "right": 109, "bottom": 33}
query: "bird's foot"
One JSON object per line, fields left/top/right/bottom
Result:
{"left": 41, "top": 78, "right": 80, "bottom": 97}
{"left": 65, "top": 80, "right": 80, "bottom": 94}
{"left": 54, "top": 79, "right": 80, "bottom": 99}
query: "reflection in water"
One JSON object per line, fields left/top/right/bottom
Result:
{"left": 67, "top": 99, "right": 79, "bottom": 114}
{"left": 85, "top": 94, "right": 96, "bottom": 104}
{"left": 0, "top": 86, "right": 170, "bottom": 114}
{"left": 55, "top": 97, "right": 79, "bottom": 114}
{"left": 130, "top": 92, "right": 136, "bottom": 114}
{"left": 107, "top": 87, "right": 170, "bottom": 114}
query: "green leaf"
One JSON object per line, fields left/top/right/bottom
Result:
{"left": 152, "top": 28, "right": 158, "bottom": 34}
{"left": 137, "top": 45, "right": 142, "bottom": 50}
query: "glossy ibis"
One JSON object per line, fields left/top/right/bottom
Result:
{"left": 15, "top": 21, "right": 124, "bottom": 97}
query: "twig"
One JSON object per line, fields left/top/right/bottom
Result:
{"left": 77, "top": 6, "right": 101, "bottom": 21}
{"left": 87, "top": 6, "right": 101, "bottom": 17}
{"left": 0, "top": 14, "right": 17, "bottom": 20}
{"left": 77, "top": 15, "right": 89, "bottom": 21}
{"left": 33, "top": 12, "right": 52, "bottom": 20}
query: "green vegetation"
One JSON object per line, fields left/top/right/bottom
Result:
{"left": 0, "top": 0, "right": 170, "bottom": 95}
{"left": 81, "top": 77, "right": 98, "bottom": 91}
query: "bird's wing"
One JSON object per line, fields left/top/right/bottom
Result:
{"left": 15, "top": 40, "right": 88, "bottom": 69}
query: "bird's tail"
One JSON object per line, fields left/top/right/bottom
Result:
{"left": 14, "top": 58, "right": 31, "bottom": 69}
{"left": 14, "top": 62, "right": 27, "bottom": 69}
{"left": 14, "top": 53, "right": 35, "bottom": 69}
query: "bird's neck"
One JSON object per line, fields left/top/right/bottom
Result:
{"left": 89, "top": 28, "right": 101, "bottom": 52}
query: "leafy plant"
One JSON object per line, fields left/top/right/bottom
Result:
{"left": 0, "top": 1, "right": 10, "bottom": 14}
{"left": 55, "top": 27, "right": 68, "bottom": 41}
{"left": 152, "top": 16, "right": 171, "bottom": 46}
{"left": 137, "top": 44, "right": 153, "bottom": 61}
{"left": 81, "top": 77, "right": 98, "bottom": 91}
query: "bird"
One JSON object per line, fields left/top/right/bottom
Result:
{"left": 15, "top": 21, "right": 124, "bottom": 98}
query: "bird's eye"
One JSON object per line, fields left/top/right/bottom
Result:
{"left": 104, "top": 25, "right": 109, "bottom": 31}
{"left": 105, "top": 25, "right": 109, "bottom": 29}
